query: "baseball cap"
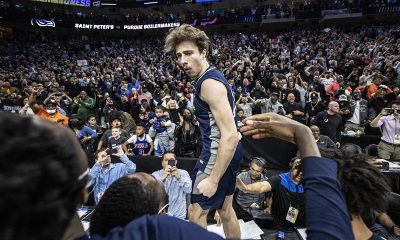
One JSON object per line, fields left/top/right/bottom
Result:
{"left": 271, "top": 92, "right": 279, "bottom": 96}
{"left": 310, "top": 92, "right": 319, "bottom": 99}
{"left": 46, "top": 98, "right": 58, "bottom": 106}
{"left": 338, "top": 95, "right": 348, "bottom": 102}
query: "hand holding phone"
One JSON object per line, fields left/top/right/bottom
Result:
{"left": 381, "top": 108, "right": 393, "bottom": 116}
{"left": 168, "top": 159, "right": 176, "bottom": 168}
{"left": 106, "top": 148, "right": 118, "bottom": 155}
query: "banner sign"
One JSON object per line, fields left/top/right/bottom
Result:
{"left": 74, "top": 22, "right": 180, "bottom": 30}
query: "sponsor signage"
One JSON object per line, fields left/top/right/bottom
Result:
{"left": 74, "top": 22, "right": 180, "bottom": 30}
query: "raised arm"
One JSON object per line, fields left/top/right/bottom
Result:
{"left": 248, "top": 96, "right": 257, "bottom": 107}
{"left": 235, "top": 95, "right": 242, "bottom": 106}
{"left": 28, "top": 88, "right": 42, "bottom": 113}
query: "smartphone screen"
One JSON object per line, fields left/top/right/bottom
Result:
{"left": 168, "top": 160, "right": 176, "bottom": 167}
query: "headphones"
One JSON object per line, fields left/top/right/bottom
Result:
{"left": 249, "top": 157, "right": 267, "bottom": 180}
{"left": 338, "top": 143, "right": 363, "bottom": 161}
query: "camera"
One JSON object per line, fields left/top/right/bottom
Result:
{"left": 384, "top": 108, "right": 394, "bottom": 114}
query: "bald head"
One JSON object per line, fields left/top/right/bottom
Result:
{"left": 127, "top": 172, "right": 168, "bottom": 209}
{"left": 328, "top": 101, "right": 339, "bottom": 114}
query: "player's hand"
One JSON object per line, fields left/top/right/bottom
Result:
{"left": 197, "top": 177, "right": 218, "bottom": 198}
{"left": 214, "top": 211, "right": 221, "bottom": 227}
{"left": 240, "top": 113, "right": 305, "bottom": 144}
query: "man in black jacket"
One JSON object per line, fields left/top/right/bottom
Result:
{"left": 312, "top": 101, "right": 342, "bottom": 148}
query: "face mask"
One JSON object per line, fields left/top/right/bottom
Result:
{"left": 46, "top": 109, "right": 56, "bottom": 115}
{"left": 183, "top": 115, "right": 192, "bottom": 121}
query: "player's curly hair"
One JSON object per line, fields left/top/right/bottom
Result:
{"left": 0, "top": 112, "right": 86, "bottom": 240}
{"left": 164, "top": 24, "right": 209, "bottom": 56}
{"left": 334, "top": 144, "right": 390, "bottom": 217}
{"left": 90, "top": 173, "right": 168, "bottom": 236}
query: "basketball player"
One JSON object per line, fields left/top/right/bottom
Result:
{"left": 164, "top": 24, "right": 242, "bottom": 238}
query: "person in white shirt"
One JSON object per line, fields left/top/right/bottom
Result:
{"left": 236, "top": 94, "right": 256, "bottom": 117}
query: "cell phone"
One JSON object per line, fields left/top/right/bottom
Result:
{"left": 381, "top": 161, "right": 389, "bottom": 171}
{"left": 106, "top": 148, "right": 118, "bottom": 155}
{"left": 384, "top": 108, "right": 394, "bottom": 114}
{"left": 168, "top": 159, "right": 176, "bottom": 167}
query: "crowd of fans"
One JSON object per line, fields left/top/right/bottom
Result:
{"left": 3, "top": 0, "right": 373, "bottom": 26}
{"left": 1, "top": 24, "right": 400, "bottom": 161}
{"left": 0, "top": 4, "right": 181, "bottom": 25}
{"left": 1, "top": 3, "right": 281, "bottom": 25}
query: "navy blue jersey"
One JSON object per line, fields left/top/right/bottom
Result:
{"left": 193, "top": 67, "right": 241, "bottom": 174}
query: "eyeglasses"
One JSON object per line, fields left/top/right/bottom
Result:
{"left": 158, "top": 203, "right": 169, "bottom": 215}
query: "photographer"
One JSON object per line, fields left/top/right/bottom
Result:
{"left": 89, "top": 147, "right": 136, "bottom": 205}
{"left": 370, "top": 100, "right": 400, "bottom": 160}
{"left": 152, "top": 152, "right": 192, "bottom": 219}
